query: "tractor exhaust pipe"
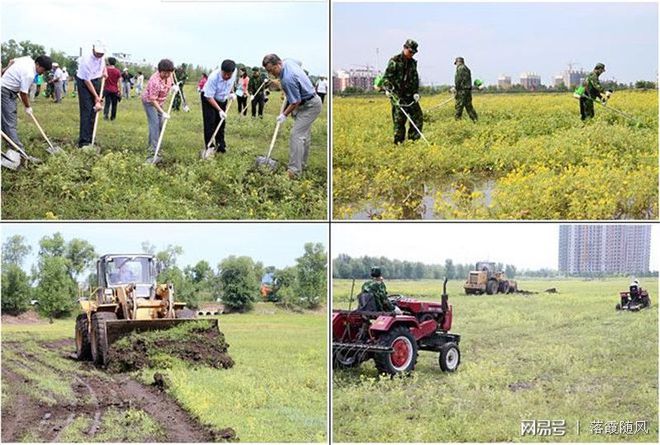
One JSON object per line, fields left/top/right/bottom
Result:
{"left": 441, "top": 277, "right": 449, "bottom": 313}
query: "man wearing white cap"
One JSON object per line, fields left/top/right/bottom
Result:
{"left": 76, "top": 40, "right": 107, "bottom": 147}
{"left": 52, "top": 62, "right": 64, "bottom": 103}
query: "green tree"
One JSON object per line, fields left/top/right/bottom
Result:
{"left": 35, "top": 256, "right": 77, "bottom": 322}
{"left": 1, "top": 39, "right": 46, "bottom": 66}
{"left": 218, "top": 256, "right": 259, "bottom": 312}
{"left": 294, "top": 243, "right": 326, "bottom": 309}
{"left": 1, "top": 264, "right": 32, "bottom": 314}
{"left": 444, "top": 259, "right": 455, "bottom": 280}
{"left": 160, "top": 266, "right": 198, "bottom": 309}
{"left": 65, "top": 238, "right": 96, "bottom": 282}
{"left": 2, "top": 234, "right": 32, "bottom": 266}
{"left": 39, "top": 232, "right": 66, "bottom": 257}
{"left": 156, "top": 245, "right": 183, "bottom": 271}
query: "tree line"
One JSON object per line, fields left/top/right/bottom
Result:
{"left": 1, "top": 234, "right": 326, "bottom": 320}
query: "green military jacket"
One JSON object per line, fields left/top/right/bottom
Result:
{"left": 361, "top": 280, "right": 394, "bottom": 311}
{"left": 248, "top": 74, "right": 267, "bottom": 95}
{"left": 455, "top": 64, "right": 472, "bottom": 90}
{"left": 584, "top": 71, "right": 605, "bottom": 97}
{"left": 383, "top": 52, "right": 419, "bottom": 98}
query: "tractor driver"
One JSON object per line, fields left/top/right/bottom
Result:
{"left": 361, "top": 267, "right": 403, "bottom": 314}
{"left": 118, "top": 262, "right": 137, "bottom": 283}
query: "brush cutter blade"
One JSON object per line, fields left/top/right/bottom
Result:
{"left": 1, "top": 149, "right": 21, "bottom": 170}
{"left": 256, "top": 155, "right": 277, "bottom": 170}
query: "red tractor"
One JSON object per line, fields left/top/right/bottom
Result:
{"left": 332, "top": 278, "right": 461, "bottom": 375}
{"left": 616, "top": 281, "right": 651, "bottom": 311}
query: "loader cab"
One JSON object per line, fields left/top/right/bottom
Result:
{"left": 97, "top": 254, "right": 157, "bottom": 302}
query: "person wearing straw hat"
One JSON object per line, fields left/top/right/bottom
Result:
{"left": 76, "top": 40, "right": 107, "bottom": 147}
{"left": 262, "top": 53, "right": 322, "bottom": 178}
{"left": 202, "top": 59, "right": 237, "bottom": 154}
{"left": 1, "top": 54, "right": 52, "bottom": 153}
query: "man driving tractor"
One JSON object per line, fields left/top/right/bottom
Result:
{"left": 360, "top": 267, "right": 402, "bottom": 314}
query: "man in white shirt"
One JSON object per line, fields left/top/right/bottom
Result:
{"left": 1, "top": 54, "right": 52, "bottom": 152}
{"left": 202, "top": 59, "right": 236, "bottom": 154}
{"left": 76, "top": 40, "right": 107, "bottom": 147}
{"left": 52, "top": 63, "right": 64, "bottom": 103}
{"left": 315, "top": 77, "right": 328, "bottom": 103}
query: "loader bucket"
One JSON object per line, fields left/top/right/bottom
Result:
{"left": 91, "top": 317, "right": 220, "bottom": 367}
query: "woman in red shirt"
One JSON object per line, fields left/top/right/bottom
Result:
{"left": 141, "top": 59, "right": 176, "bottom": 161}
{"left": 103, "top": 57, "right": 122, "bottom": 120}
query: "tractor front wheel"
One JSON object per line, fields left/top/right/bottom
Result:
{"left": 486, "top": 280, "right": 498, "bottom": 295}
{"left": 374, "top": 326, "right": 418, "bottom": 375}
{"left": 90, "top": 312, "right": 117, "bottom": 367}
{"left": 75, "top": 314, "right": 92, "bottom": 361}
{"left": 439, "top": 342, "right": 461, "bottom": 372}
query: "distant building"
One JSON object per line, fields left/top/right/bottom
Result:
{"left": 558, "top": 225, "right": 652, "bottom": 275}
{"left": 562, "top": 69, "right": 587, "bottom": 88}
{"left": 333, "top": 67, "right": 380, "bottom": 92}
{"left": 553, "top": 75, "right": 565, "bottom": 88}
{"left": 497, "top": 75, "right": 511, "bottom": 90}
{"left": 520, "top": 72, "right": 541, "bottom": 90}
{"left": 110, "top": 52, "right": 146, "bottom": 67}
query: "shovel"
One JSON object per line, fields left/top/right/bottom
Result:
{"left": 89, "top": 77, "right": 106, "bottom": 151}
{"left": 256, "top": 98, "right": 287, "bottom": 170}
{"left": 1, "top": 130, "right": 42, "bottom": 164}
{"left": 28, "top": 112, "right": 64, "bottom": 154}
{"left": 149, "top": 76, "right": 179, "bottom": 164}
{"left": 1, "top": 149, "right": 21, "bottom": 170}
{"left": 201, "top": 93, "right": 235, "bottom": 160}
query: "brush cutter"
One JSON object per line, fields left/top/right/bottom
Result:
{"left": 573, "top": 88, "right": 643, "bottom": 125}
{"left": 384, "top": 88, "right": 430, "bottom": 145}
{"left": 201, "top": 90, "right": 236, "bottom": 160}
{"left": 89, "top": 77, "right": 106, "bottom": 151}
{"left": 28, "top": 111, "right": 63, "bottom": 154}
{"left": 255, "top": 98, "right": 287, "bottom": 170}
{"left": 2, "top": 130, "right": 42, "bottom": 164}
{"left": 149, "top": 77, "right": 178, "bottom": 164}
{"left": 426, "top": 95, "right": 455, "bottom": 113}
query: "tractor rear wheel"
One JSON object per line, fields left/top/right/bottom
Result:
{"left": 175, "top": 308, "right": 196, "bottom": 319}
{"left": 90, "top": 312, "right": 117, "bottom": 367}
{"left": 641, "top": 296, "right": 651, "bottom": 309}
{"left": 75, "top": 314, "right": 92, "bottom": 361}
{"left": 486, "top": 280, "right": 498, "bottom": 295}
{"left": 439, "top": 342, "right": 461, "bottom": 372}
{"left": 499, "top": 281, "right": 510, "bottom": 294}
{"left": 374, "top": 326, "right": 418, "bottom": 375}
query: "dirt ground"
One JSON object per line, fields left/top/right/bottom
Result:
{"left": 1, "top": 338, "right": 237, "bottom": 442}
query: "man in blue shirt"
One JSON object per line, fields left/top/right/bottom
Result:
{"left": 262, "top": 54, "right": 322, "bottom": 178}
{"left": 202, "top": 59, "right": 237, "bottom": 154}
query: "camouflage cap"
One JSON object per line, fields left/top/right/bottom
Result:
{"left": 595, "top": 63, "right": 605, "bottom": 70}
{"left": 454, "top": 56, "right": 465, "bottom": 65}
{"left": 370, "top": 267, "right": 382, "bottom": 278}
{"left": 403, "top": 39, "right": 418, "bottom": 54}
{"left": 252, "top": 66, "right": 260, "bottom": 72}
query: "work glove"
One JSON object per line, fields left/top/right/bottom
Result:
{"left": 170, "top": 84, "right": 180, "bottom": 93}
{"left": 161, "top": 112, "right": 171, "bottom": 120}
{"left": 228, "top": 93, "right": 237, "bottom": 102}
{"left": 24, "top": 107, "right": 33, "bottom": 115}
{"left": 385, "top": 90, "right": 391, "bottom": 98}
{"left": 218, "top": 109, "right": 227, "bottom": 119}
{"left": 413, "top": 93, "right": 420, "bottom": 102}
{"left": 277, "top": 113, "right": 287, "bottom": 124}
{"left": 393, "top": 306, "right": 403, "bottom": 315}
{"left": 183, "top": 105, "right": 190, "bottom": 113}
{"left": 604, "top": 90, "right": 612, "bottom": 99}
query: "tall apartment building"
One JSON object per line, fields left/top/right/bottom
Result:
{"left": 520, "top": 72, "right": 542, "bottom": 90}
{"left": 558, "top": 225, "right": 651, "bottom": 275}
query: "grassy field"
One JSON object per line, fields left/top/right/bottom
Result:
{"left": 1, "top": 87, "right": 327, "bottom": 219}
{"left": 1, "top": 304, "right": 327, "bottom": 442}
{"left": 332, "top": 278, "right": 659, "bottom": 442}
{"left": 333, "top": 91, "right": 658, "bottom": 219}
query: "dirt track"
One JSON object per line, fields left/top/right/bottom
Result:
{"left": 1, "top": 338, "right": 236, "bottom": 442}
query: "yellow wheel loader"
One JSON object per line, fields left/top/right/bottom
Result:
{"left": 75, "top": 254, "right": 216, "bottom": 367}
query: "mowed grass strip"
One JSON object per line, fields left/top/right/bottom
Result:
{"left": 2, "top": 90, "right": 327, "bottom": 220}
{"left": 332, "top": 278, "right": 658, "bottom": 442}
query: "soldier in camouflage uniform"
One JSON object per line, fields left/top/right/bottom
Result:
{"left": 382, "top": 39, "right": 423, "bottom": 144}
{"left": 361, "top": 267, "right": 396, "bottom": 312}
{"left": 172, "top": 63, "right": 189, "bottom": 111}
{"left": 580, "top": 63, "right": 607, "bottom": 121}
{"left": 454, "top": 57, "right": 478, "bottom": 122}
{"left": 248, "top": 66, "right": 268, "bottom": 118}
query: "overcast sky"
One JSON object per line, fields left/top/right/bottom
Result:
{"left": 1, "top": 0, "right": 328, "bottom": 75}
{"left": 331, "top": 223, "right": 659, "bottom": 271}
{"left": 333, "top": 1, "right": 658, "bottom": 85}
{"left": 1, "top": 223, "right": 328, "bottom": 272}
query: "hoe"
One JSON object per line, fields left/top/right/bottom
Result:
{"left": 75, "top": 254, "right": 215, "bottom": 367}
{"left": 333, "top": 278, "right": 461, "bottom": 375}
